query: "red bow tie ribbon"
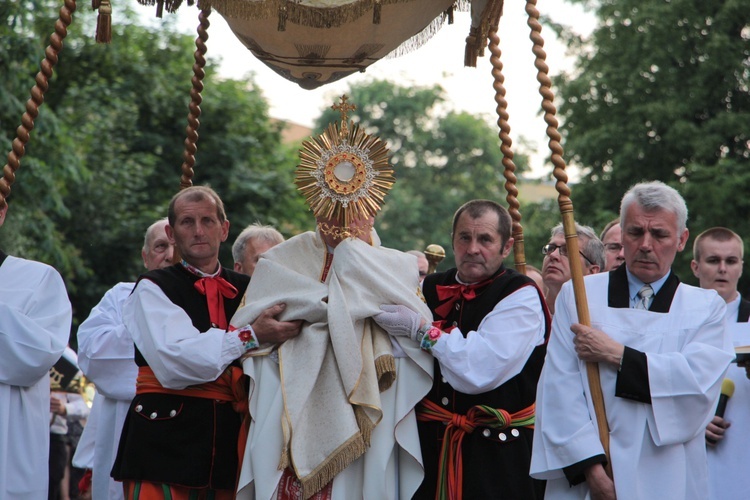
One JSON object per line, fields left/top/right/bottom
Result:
{"left": 194, "top": 276, "right": 238, "bottom": 330}
{"left": 434, "top": 278, "right": 493, "bottom": 318}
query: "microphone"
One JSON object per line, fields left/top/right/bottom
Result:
{"left": 706, "top": 378, "right": 735, "bottom": 445}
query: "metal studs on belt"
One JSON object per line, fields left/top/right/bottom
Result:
{"left": 134, "top": 404, "right": 143, "bottom": 412}
{"left": 498, "top": 432, "right": 508, "bottom": 441}
{"left": 482, "top": 429, "right": 491, "bottom": 438}
{"left": 511, "top": 428, "right": 520, "bottom": 438}
{"left": 150, "top": 412, "right": 158, "bottom": 419}
{"left": 441, "top": 397, "right": 449, "bottom": 406}
{"left": 169, "top": 410, "right": 177, "bottom": 417}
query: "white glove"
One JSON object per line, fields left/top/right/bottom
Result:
{"left": 373, "top": 304, "right": 422, "bottom": 342}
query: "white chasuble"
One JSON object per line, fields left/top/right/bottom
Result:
{"left": 232, "top": 231, "right": 433, "bottom": 500}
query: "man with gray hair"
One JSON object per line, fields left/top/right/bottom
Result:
{"left": 232, "top": 223, "right": 284, "bottom": 277}
{"left": 531, "top": 181, "right": 734, "bottom": 499}
{"left": 541, "top": 222, "right": 605, "bottom": 314}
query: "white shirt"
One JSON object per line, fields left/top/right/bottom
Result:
{"left": 0, "top": 255, "right": 71, "bottom": 500}
{"left": 431, "top": 285, "right": 546, "bottom": 394}
{"left": 122, "top": 279, "right": 244, "bottom": 389}
{"left": 75, "top": 282, "right": 135, "bottom": 500}
{"left": 707, "top": 295, "right": 750, "bottom": 499}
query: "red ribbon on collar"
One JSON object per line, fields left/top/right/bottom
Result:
{"left": 434, "top": 278, "right": 493, "bottom": 318}
{"left": 194, "top": 276, "right": 238, "bottom": 330}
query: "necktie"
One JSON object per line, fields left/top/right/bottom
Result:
{"left": 635, "top": 284, "right": 654, "bottom": 310}
{"left": 194, "top": 276, "right": 238, "bottom": 330}
{"left": 434, "top": 277, "right": 493, "bottom": 317}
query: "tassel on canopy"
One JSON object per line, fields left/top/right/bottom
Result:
{"left": 95, "top": 0, "right": 112, "bottom": 43}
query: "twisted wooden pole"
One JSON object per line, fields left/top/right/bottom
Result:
{"left": 489, "top": 27, "right": 526, "bottom": 275}
{"left": 526, "top": 0, "right": 612, "bottom": 475}
{"left": 179, "top": 6, "right": 211, "bottom": 190}
{"left": 1, "top": 0, "right": 77, "bottom": 209}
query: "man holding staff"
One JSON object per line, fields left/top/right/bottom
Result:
{"left": 531, "top": 181, "right": 734, "bottom": 499}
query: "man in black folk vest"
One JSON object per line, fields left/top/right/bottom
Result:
{"left": 112, "top": 186, "right": 301, "bottom": 499}
{"left": 374, "top": 199, "right": 550, "bottom": 499}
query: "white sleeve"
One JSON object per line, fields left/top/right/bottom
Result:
{"left": 76, "top": 283, "right": 138, "bottom": 401}
{"left": 122, "top": 279, "right": 244, "bottom": 390}
{"left": 647, "top": 292, "right": 734, "bottom": 445}
{"left": 431, "top": 285, "right": 546, "bottom": 394}
{"left": 0, "top": 260, "right": 71, "bottom": 386}
{"left": 64, "top": 393, "right": 91, "bottom": 421}
{"left": 530, "top": 285, "right": 603, "bottom": 478}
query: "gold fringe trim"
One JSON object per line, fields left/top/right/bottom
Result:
{"left": 136, "top": 0, "right": 186, "bottom": 16}
{"left": 384, "top": 12, "right": 448, "bottom": 60}
{"left": 354, "top": 405, "right": 376, "bottom": 447}
{"left": 202, "top": 0, "right": 464, "bottom": 28}
{"left": 374, "top": 354, "right": 396, "bottom": 392}
{"left": 299, "top": 432, "right": 367, "bottom": 500}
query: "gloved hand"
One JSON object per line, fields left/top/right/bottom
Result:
{"left": 373, "top": 304, "right": 423, "bottom": 342}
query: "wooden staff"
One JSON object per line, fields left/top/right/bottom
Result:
{"left": 525, "top": 0, "right": 612, "bottom": 476}
{"left": 488, "top": 20, "right": 527, "bottom": 275}
{"left": 179, "top": 6, "right": 211, "bottom": 191}
{"left": 1, "top": 0, "right": 78, "bottom": 210}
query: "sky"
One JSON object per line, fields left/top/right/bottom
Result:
{"left": 134, "top": 1, "right": 596, "bottom": 179}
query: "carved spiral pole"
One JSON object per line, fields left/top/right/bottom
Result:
{"left": 526, "top": 0, "right": 612, "bottom": 475}
{"left": 1, "top": 0, "right": 77, "bottom": 209}
{"left": 489, "top": 27, "right": 526, "bottom": 275}
{"left": 179, "top": 6, "right": 211, "bottom": 190}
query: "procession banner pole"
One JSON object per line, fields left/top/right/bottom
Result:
{"left": 525, "top": 0, "right": 612, "bottom": 475}
{"left": 488, "top": 22, "right": 527, "bottom": 275}
{"left": 1, "top": 0, "right": 78, "bottom": 210}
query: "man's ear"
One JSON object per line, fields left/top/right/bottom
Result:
{"left": 165, "top": 224, "right": 175, "bottom": 243}
{"left": 0, "top": 203, "right": 7, "bottom": 228}
{"left": 677, "top": 228, "right": 689, "bottom": 252}
{"left": 690, "top": 259, "right": 700, "bottom": 279}
{"left": 501, "top": 237, "right": 515, "bottom": 259}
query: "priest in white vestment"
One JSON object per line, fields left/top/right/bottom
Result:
{"left": 531, "top": 181, "right": 735, "bottom": 499}
{"left": 0, "top": 201, "right": 72, "bottom": 500}
{"left": 233, "top": 98, "right": 434, "bottom": 500}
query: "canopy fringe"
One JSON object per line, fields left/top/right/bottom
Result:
{"left": 200, "top": 0, "right": 465, "bottom": 29}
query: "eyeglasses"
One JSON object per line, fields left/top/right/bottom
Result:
{"left": 542, "top": 243, "right": 595, "bottom": 266}
{"left": 604, "top": 243, "right": 623, "bottom": 253}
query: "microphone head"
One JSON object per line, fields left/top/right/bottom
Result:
{"left": 721, "top": 378, "right": 735, "bottom": 398}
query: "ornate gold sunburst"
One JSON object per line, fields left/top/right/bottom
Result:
{"left": 295, "top": 95, "right": 394, "bottom": 238}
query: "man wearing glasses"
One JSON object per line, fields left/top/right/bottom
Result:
{"left": 600, "top": 218, "right": 626, "bottom": 271}
{"left": 541, "top": 223, "right": 605, "bottom": 314}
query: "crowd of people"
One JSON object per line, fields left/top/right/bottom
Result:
{"left": 2, "top": 176, "right": 747, "bottom": 500}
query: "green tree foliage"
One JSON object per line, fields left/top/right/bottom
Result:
{"left": 1, "top": 1, "right": 307, "bottom": 333}
{"left": 554, "top": 0, "right": 750, "bottom": 287}
{"left": 314, "top": 79, "right": 556, "bottom": 269}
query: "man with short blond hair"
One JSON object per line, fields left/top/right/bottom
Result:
{"left": 692, "top": 226, "right": 750, "bottom": 500}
